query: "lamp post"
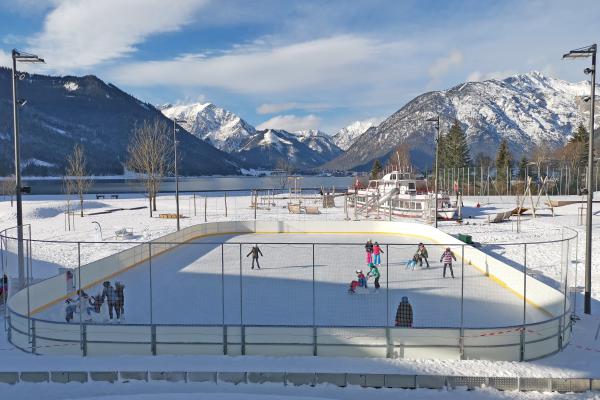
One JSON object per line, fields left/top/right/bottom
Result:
{"left": 426, "top": 116, "right": 441, "bottom": 228}
{"left": 171, "top": 118, "right": 186, "bottom": 231}
{"left": 12, "top": 49, "right": 44, "bottom": 290}
{"left": 563, "top": 44, "right": 596, "bottom": 314}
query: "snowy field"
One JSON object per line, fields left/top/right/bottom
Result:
{"left": 36, "top": 233, "right": 548, "bottom": 327}
{"left": 1, "top": 192, "right": 599, "bottom": 399}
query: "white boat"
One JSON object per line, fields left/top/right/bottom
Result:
{"left": 348, "top": 171, "right": 458, "bottom": 220}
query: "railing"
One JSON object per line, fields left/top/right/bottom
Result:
{"left": 1, "top": 220, "right": 576, "bottom": 361}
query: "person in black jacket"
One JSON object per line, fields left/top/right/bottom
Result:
{"left": 115, "top": 282, "right": 125, "bottom": 320}
{"left": 246, "top": 245, "right": 263, "bottom": 269}
{"left": 101, "top": 281, "right": 118, "bottom": 320}
{"left": 395, "top": 296, "right": 413, "bottom": 327}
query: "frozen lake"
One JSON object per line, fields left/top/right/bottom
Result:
{"left": 38, "top": 233, "right": 548, "bottom": 328}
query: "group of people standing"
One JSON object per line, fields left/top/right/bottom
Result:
{"left": 65, "top": 280, "right": 125, "bottom": 323}
{"left": 349, "top": 240, "right": 383, "bottom": 293}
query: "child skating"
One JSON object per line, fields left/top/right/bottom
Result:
{"left": 364, "top": 240, "right": 374, "bottom": 264}
{"left": 348, "top": 269, "right": 368, "bottom": 293}
{"left": 440, "top": 247, "right": 457, "bottom": 278}
{"left": 367, "top": 263, "right": 380, "bottom": 289}
{"left": 372, "top": 242, "right": 384, "bottom": 266}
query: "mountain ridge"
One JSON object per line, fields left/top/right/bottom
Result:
{"left": 326, "top": 71, "right": 599, "bottom": 171}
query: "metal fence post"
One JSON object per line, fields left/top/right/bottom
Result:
{"left": 30, "top": 319, "right": 36, "bottom": 354}
{"left": 221, "top": 244, "right": 227, "bottom": 355}
{"left": 560, "top": 237, "right": 570, "bottom": 350}
{"left": 460, "top": 244, "right": 465, "bottom": 360}
{"left": 386, "top": 244, "right": 390, "bottom": 326}
{"left": 239, "top": 243, "right": 243, "bottom": 325}
{"left": 521, "top": 243, "right": 527, "bottom": 361}
{"left": 149, "top": 243, "right": 153, "bottom": 325}
{"left": 239, "top": 243, "right": 245, "bottom": 355}
{"left": 78, "top": 242, "right": 83, "bottom": 354}
{"left": 26, "top": 230, "right": 30, "bottom": 345}
{"left": 151, "top": 324, "right": 157, "bottom": 356}
{"left": 312, "top": 243, "right": 316, "bottom": 356}
{"left": 81, "top": 323, "right": 87, "bottom": 356}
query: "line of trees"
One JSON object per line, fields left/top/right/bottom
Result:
{"left": 367, "top": 118, "right": 596, "bottom": 195}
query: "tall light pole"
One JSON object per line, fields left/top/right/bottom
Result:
{"left": 563, "top": 44, "right": 596, "bottom": 314}
{"left": 171, "top": 118, "right": 186, "bottom": 231}
{"left": 426, "top": 116, "right": 441, "bottom": 228}
{"left": 12, "top": 49, "right": 44, "bottom": 290}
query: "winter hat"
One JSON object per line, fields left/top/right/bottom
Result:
{"left": 103, "top": 281, "right": 110, "bottom": 287}
{"left": 375, "top": 242, "right": 379, "bottom": 245}
{"left": 369, "top": 263, "right": 375, "bottom": 268}
{"left": 355, "top": 269, "right": 362, "bottom": 274}
{"left": 401, "top": 296, "right": 408, "bottom": 303}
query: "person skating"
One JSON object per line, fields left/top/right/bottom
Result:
{"left": 348, "top": 269, "right": 367, "bottom": 293}
{"left": 367, "top": 263, "right": 381, "bottom": 289}
{"left": 372, "top": 242, "right": 384, "bottom": 266}
{"left": 101, "top": 281, "right": 118, "bottom": 320}
{"left": 417, "top": 243, "right": 429, "bottom": 268}
{"left": 395, "top": 296, "right": 413, "bottom": 327}
{"left": 365, "top": 240, "right": 374, "bottom": 264}
{"left": 0, "top": 274, "right": 8, "bottom": 301}
{"left": 115, "top": 282, "right": 125, "bottom": 320}
{"left": 246, "top": 244, "right": 263, "bottom": 269}
{"left": 440, "top": 247, "right": 457, "bottom": 278}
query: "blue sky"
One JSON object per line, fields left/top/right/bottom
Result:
{"left": 1, "top": 0, "right": 598, "bottom": 134}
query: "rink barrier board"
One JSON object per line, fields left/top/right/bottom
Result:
{"left": 0, "top": 370, "right": 597, "bottom": 393}
{"left": 6, "top": 220, "right": 563, "bottom": 318}
{"left": 4, "top": 220, "right": 573, "bottom": 361}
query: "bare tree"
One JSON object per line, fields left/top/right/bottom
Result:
{"left": 127, "top": 119, "right": 173, "bottom": 217}
{"left": 531, "top": 143, "right": 550, "bottom": 177}
{"left": 275, "top": 158, "right": 294, "bottom": 190}
{"left": 62, "top": 174, "right": 74, "bottom": 229}
{"left": 388, "top": 143, "right": 413, "bottom": 172}
{"left": 66, "top": 144, "right": 93, "bottom": 217}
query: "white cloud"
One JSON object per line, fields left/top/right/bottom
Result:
{"left": 256, "top": 114, "right": 321, "bottom": 132}
{"left": 28, "top": 0, "right": 209, "bottom": 70}
{"left": 256, "top": 102, "right": 331, "bottom": 114}
{"left": 0, "top": 49, "right": 11, "bottom": 68}
{"left": 428, "top": 49, "right": 463, "bottom": 84}
{"left": 110, "top": 35, "right": 414, "bottom": 94}
{"left": 466, "top": 70, "right": 517, "bottom": 82}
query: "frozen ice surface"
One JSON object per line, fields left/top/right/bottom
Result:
{"left": 38, "top": 233, "right": 547, "bottom": 328}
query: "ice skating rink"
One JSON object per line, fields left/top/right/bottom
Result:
{"left": 39, "top": 233, "right": 549, "bottom": 328}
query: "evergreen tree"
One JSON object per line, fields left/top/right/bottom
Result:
{"left": 568, "top": 124, "right": 589, "bottom": 167}
{"left": 370, "top": 159, "right": 382, "bottom": 179}
{"left": 518, "top": 155, "right": 528, "bottom": 180}
{"left": 440, "top": 120, "right": 471, "bottom": 169}
{"left": 495, "top": 139, "right": 513, "bottom": 185}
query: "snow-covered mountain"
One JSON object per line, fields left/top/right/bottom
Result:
{"left": 0, "top": 69, "right": 240, "bottom": 176}
{"left": 293, "top": 129, "right": 343, "bottom": 160}
{"left": 237, "top": 129, "right": 338, "bottom": 169}
{"left": 161, "top": 103, "right": 256, "bottom": 153}
{"left": 327, "top": 71, "right": 599, "bottom": 171}
{"left": 161, "top": 103, "right": 342, "bottom": 170}
{"left": 332, "top": 119, "right": 380, "bottom": 150}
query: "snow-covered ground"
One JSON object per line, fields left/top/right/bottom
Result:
{"left": 0, "top": 192, "right": 599, "bottom": 398}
